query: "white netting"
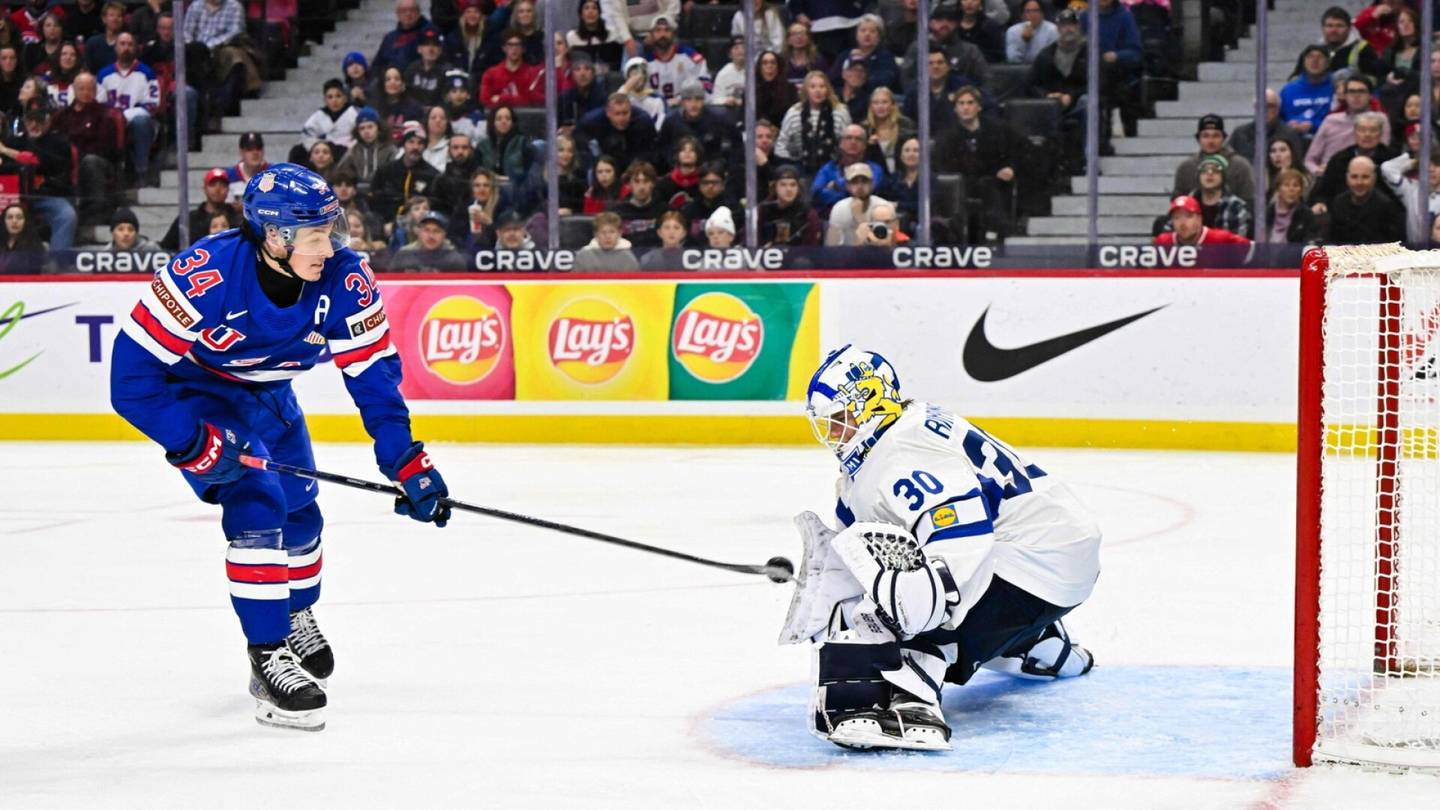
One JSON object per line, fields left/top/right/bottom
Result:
{"left": 1315, "top": 244, "right": 1440, "bottom": 768}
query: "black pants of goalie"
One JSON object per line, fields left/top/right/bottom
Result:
{"left": 932, "top": 575, "right": 1077, "bottom": 686}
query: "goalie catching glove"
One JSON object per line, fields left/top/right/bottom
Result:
{"left": 830, "top": 521, "right": 961, "bottom": 640}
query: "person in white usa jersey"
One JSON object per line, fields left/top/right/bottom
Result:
{"left": 780, "top": 345, "right": 1102, "bottom": 751}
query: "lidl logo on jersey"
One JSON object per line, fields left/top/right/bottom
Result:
{"left": 419, "top": 295, "right": 505, "bottom": 384}
{"left": 671, "top": 292, "right": 763, "bottom": 384}
{"left": 930, "top": 505, "right": 958, "bottom": 528}
{"left": 547, "top": 298, "right": 634, "bottom": 384}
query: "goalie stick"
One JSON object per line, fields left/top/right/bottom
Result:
{"left": 238, "top": 455, "right": 796, "bottom": 583}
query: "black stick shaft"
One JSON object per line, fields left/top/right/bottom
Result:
{"left": 239, "top": 455, "right": 789, "bottom": 580}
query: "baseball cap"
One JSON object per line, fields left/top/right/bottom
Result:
{"left": 1056, "top": 8, "right": 1079, "bottom": 24}
{"left": 651, "top": 15, "right": 675, "bottom": 29}
{"left": 842, "top": 51, "right": 869, "bottom": 72}
{"left": 445, "top": 68, "right": 471, "bottom": 89}
{"left": 204, "top": 167, "right": 229, "bottom": 185}
{"left": 1196, "top": 113, "right": 1226, "bottom": 136}
{"left": 355, "top": 106, "right": 380, "bottom": 125}
{"left": 678, "top": 79, "right": 706, "bottom": 99}
{"left": 239, "top": 131, "right": 265, "bottom": 150}
{"left": 494, "top": 209, "right": 527, "bottom": 229}
{"left": 1299, "top": 44, "right": 1329, "bottom": 63}
{"left": 418, "top": 28, "right": 441, "bottom": 46}
{"left": 844, "top": 162, "right": 874, "bottom": 181}
{"left": 401, "top": 120, "right": 426, "bottom": 142}
{"left": 773, "top": 165, "right": 801, "bottom": 182}
{"left": 418, "top": 210, "right": 449, "bottom": 229}
{"left": 624, "top": 56, "right": 648, "bottom": 75}
{"left": 1169, "top": 196, "right": 1202, "bottom": 216}
{"left": 570, "top": 50, "right": 594, "bottom": 67}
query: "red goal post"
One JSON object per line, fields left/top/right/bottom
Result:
{"left": 1296, "top": 243, "right": 1440, "bottom": 770}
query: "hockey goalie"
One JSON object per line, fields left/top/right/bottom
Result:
{"left": 781, "top": 345, "right": 1103, "bottom": 751}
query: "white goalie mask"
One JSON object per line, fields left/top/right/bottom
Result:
{"left": 806, "top": 345, "right": 904, "bottom": 476}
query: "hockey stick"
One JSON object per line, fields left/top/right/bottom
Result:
{"left": 238, "top": 455, "right": 795, "bottom": 583}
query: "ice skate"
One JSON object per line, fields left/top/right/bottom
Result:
{"left": 826, "top": 691, "right": 952, "bottom": 752}
{"left": 287, "top": 606, "right": 333, "bottom": 686}
{"left": 248, "top": 642, "right": 327, "bottom": 731}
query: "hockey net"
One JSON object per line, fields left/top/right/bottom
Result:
{"left": 1296, "top": 243, "right": 1440, "bottom": 769}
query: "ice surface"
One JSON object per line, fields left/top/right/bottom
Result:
{"left": 2, "top": 442, "right": 1438, "bottom": 808}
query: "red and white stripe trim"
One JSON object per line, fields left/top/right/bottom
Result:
{"left": 226, "top": 547, "right": 289, "bottom": 601}
{"left": 185, "top": 353, "right": 309, "bottom": 383}
{"left": 122, "top": 303, "right": 193, "bottom": 363}
{"left": 288, "top": 545, "right": 322, "bottom": 591}
{"left": 333, "top": 333, "right": 396, "bottom": 377}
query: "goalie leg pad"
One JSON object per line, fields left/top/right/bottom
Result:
{"left": 811, "top": 639, "right": 952, "bottom": 751}
{"left": 831, "top": 522, "right": 960, "bottom": 639}
{"left": 811, "top": 639, "right": 900, "bottom": 743}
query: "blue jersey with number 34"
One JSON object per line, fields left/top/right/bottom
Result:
{"left": 836, "top": 402, "right": 1102, "bottom": 617}
{"left": 109, "top": 229, "right": 414, "bottom": 469}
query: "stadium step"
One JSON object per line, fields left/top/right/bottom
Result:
{"left": 1025, "top": 215, "right": 1155, "bottom": 237}
{"left": 1113, "top": 137, "right": 1196, "bottom": 156}
{"left": 1177, "top": 81, "right": 1257, "bottom": 102}
{"left": 1197, "top": 62, "right": 1292, "bottom": 83}
{"left": 1154, "top": 98, "right": 1258, "bottom": 119}
{"left": 1097, "top": 156, "right": 1179, "bottom": 176}
{"left": 1051, "top": 194, "right": 1169, "bottom": 216}
{"left": 1069, "top": 175, "right": 1171, "bottom": 195}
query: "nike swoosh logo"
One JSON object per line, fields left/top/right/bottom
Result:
{"left": 0, "top": 302, "right": 77, "bottom": 327}
{"left": 962, "top": 305, "right": 1166, "bottom": 382}
{"left": 305, "top": 481, "right": 316, "bottom": 492}
{"left": 227, "top": 309, "right": 248, "bottom": 320}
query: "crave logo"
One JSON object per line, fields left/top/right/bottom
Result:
{"left": 671, "top": 292, "right": 763, "bottom": 383}
{"left": 547, "top": 297, "right": 634, "bottom": 384}
{"left": 418, "top": 295, "right": 505, "bottom": 385}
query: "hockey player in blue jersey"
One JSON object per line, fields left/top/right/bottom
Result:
{"left": 779, "top": 346, "right": 1101, "bottom": 751}
{"left": 110, "top": 163, "right": 451, "bottom": 732}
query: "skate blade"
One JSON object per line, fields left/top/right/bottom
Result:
{"left": 254, "top": 700, "right": 325, "bottom": 732}
{"left": 828, "top": 719, "right": 951, "bottom": 752}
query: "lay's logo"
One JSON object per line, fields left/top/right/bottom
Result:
{"left": 419, "top": 295, "right": 505, "bottom": 385}
{"left": 547, "top": 298, "right": 634, "bottom": 384}
{"left": 671, "top": 292, "right": 763, "bottom": 383}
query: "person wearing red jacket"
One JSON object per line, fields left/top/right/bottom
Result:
{"left": 1154, "top": 196, "right": 1251, "bottom": 247}
{"left": 1354, "top": 0, "right": 1410, "bottom": 53}
{"left": 479, "top": 28, "right": 543, "bottom": 109}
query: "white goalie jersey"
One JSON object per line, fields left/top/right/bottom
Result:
{"left": 836, "top": 402, "right": 1102, "bottom": 628}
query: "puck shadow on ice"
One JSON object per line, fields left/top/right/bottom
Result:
{"left": 697, "top": 666, "right": 1290, "bottom": 780}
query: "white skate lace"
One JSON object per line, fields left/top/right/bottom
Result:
{"left": 288, "top": 608, "right": 327, "bottom": 659}
{"left": 262, "top": 646, "right": 314, "bottom": 695}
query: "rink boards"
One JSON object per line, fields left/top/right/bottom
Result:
{"left": 0, "top": 269, "right": 1302, "bottom": 449}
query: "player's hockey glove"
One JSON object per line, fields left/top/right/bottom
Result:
{"left": 383, "top": 442, "right": 451, "bottom": 527}
{"left": 167, "top": 421, "right": 251, "bottom": 485}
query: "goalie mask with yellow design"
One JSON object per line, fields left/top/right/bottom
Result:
{"left": 806, "top": 344, "right": 903, "bottom": 475}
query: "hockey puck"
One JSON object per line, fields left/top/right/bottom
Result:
{"left": 765, "top": 556, "right": 795, "bottom": 583}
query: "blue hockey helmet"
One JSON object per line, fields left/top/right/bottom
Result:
{"left": 806, "top": 344, "right": 904, "bottom": 475}
{"left": 242, "top": 162, "right": 345, "bottom": 252}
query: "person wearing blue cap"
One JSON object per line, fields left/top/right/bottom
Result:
{"left": 342, "top": 51, "right": 370, "bottom": 105}
{"left": 334, "top": 107, "right": 395, "bottom": 186}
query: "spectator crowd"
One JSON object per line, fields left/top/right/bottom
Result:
{"left": 1157, "top": 1, "right": 1439, "bottom": 248}
{"left": 88, "top": 0, "right": 1168, "bottom": 272}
